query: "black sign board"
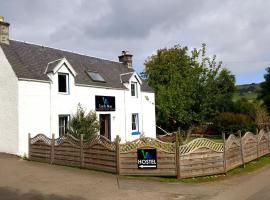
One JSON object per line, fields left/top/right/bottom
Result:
{"left": 137, "top": 149, "right": 157, "bottom": 169}
{"left": 95, "top": 96, "right": 115, "bottom": 111}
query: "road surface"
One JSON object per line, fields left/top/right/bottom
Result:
{"left": 0, "top": 153, "right": 270, "bottom": 200}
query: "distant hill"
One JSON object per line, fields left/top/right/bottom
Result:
{"left": 233, "top": 83, "right": 261, "bottom": 101}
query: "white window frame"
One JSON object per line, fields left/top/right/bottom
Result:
{"left": 131, "top": 82, "right": 138, "bottom": 97}
{"left": 131, "top": 113, "right": 139, "bottom": 132}
{"left": 58, "top": 73, "right": 69, "bottom": 94}
{"left": 59, "top": 115, "right": 70, "bottom": 137}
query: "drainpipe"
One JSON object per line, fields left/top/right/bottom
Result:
{"left": 140, "top": 90, "right": 143, "bottom": 133}
{"left": 49, "top": 81, "right": 52, "bottom": 137}
{"left": 124, "top": 89, "right": 127, "bottom": 142}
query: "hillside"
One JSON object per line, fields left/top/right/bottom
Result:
{"left": 233, "top": 83, "right": 261, "bottom": 101}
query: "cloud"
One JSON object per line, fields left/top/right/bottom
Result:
{"left": 1, "top": 0, "right": 270, "bottom": 84}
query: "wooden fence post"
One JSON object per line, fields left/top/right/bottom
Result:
{"left": 115, "top": 135, "right": 121, "bottom": 175}
{"left": 175, "top": 129, "right": 181, "bottom": 179}
{"left": 222, "top": 132, "right": 227, "bottom": 174}
{"left": 50, "top": 134, "right": 55, "bottom": 164}
{"left": 28, "top": 133, "right": 31, "bottom": 159}
{"left": 80, "top": 134, "right": 84, "bottom": 168}
{"left": 238, "top": 131, "right": 245, "bottom": 168}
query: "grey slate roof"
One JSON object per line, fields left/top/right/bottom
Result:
{"left": 120, "top": 72, "right": 133, "bottom": 83}
{"left": 0, "top": 40, "right": 153, "bottom": 92}
{"left": 46, "top": 58, "right": 62, "bottom": 74}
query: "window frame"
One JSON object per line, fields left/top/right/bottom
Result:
{"left": 131, "top": 113, "right": 139, "bottom": 134}
{"left": 59, "top": 115, "right": 70, "bottom": 137}
{"left": 87, "top": 71, "right": 106, "bottom": 82}
{"left": 58, "top": 73, "right": 69, "bottom": 94}
{"left": 131, "top": 82, "right": 138, "bottom": 97}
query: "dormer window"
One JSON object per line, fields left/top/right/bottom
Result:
{"left": 58, "top": 73, "right": 69, "bottom": 94}
{"left": 87, "top": 71, "right": 106, "bottom": 82}
{"left": 131, "top": 82, "right": 137, "bottom": 97}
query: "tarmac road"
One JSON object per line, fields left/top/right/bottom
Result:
{"left": 1, "top": 153, "right": 270, "bottom": 200}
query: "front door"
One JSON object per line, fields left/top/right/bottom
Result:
{"left": 99, "top": 114, "right": 111, "bottom": 140}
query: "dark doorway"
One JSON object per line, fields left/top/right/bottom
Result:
{"left": 99, "top": 114, "right": 111, "bottom": 140}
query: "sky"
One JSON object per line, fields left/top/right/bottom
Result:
{"left": 1, "top": 0, "right": 270, "bottom": 85}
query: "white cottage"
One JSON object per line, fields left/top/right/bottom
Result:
{"left": 0, "top": 17, "right": 156, "bottom": 156}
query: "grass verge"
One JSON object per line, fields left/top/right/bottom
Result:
{"left": 123, "top": 155, "right": 270, "bottom": 184}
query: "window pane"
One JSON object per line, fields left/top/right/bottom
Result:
{"left": 132, "top": 114, "right": 138, "bottom": 131}
{"left": 87, "top": 71, "right": 106, "bottom": 82}
{"left": 132, "top": 123, "right": 136, "bottom": 130}
{"left": 59, "top": 117, "right": 63, "bottom": 136}
{"left": 59, "top": 116, "right": 69, "bottom": 136}
{"left": 58, "top": 74, "right": 67, "bottom": 93}
{"left": 131, "top": 83, "right": 136, "bottom": 96}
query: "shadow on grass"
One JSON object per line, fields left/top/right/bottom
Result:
{"left": 0, "top": 187, "right": 85, "bottom": 200}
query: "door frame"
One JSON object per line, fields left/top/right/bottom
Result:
{"left": 99, "top": 114, "right": 111, "bottom": 140}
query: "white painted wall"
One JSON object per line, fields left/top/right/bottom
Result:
{"left": 141, "top": 92, "right": 156, "bottom": 138}
{"left": 0, "top": 46, "right": 18, "bottom": 154}
{"left": 17, "top": 63, "right": 156, "bottom": 155}
{"left": 49, "top": 65, "right": 127, "bottom": 142}
{"left": 18, "top": 80, "right": 51, "bottom": 155}
{"left": 124, "top": 75, "right": 143, "bottom": 141}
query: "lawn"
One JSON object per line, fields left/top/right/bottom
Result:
{"left": 233, "top": 92, "right": 258, "bottom": 102}
{"left": 185, "top": 136, "right": 223, "bottom": 144}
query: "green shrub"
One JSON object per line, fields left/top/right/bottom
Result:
{"left": 232, "top": 98, "right": 256, "bottom": 119}
{"left": 21, "top": 153, "right": 28, "bottom": 160}
{"left": 213, "top": 112, "right": 257, "bottom": 134}
{"left": 68, "top": 104, "right": 100, "bottom": 140}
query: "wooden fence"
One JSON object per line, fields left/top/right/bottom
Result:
{"left": 29, "top": 134, "right": 118, "bottom": 173}
{"left": 29, "top": 129, "right": 270, "bottom": 179}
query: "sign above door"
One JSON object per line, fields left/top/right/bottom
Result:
{"left": 95, "top": 96, "right": 115, "bottom": 111}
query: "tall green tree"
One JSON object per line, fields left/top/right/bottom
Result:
{"left": 143, "top": 44, "right": 235, "bottom": 131}
{"left": 258, "top": 67, "right": 270, "bottom": 112}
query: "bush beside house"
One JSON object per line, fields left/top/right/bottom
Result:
{"left": 68, "top": 104, "right": 100, "bottom": 140}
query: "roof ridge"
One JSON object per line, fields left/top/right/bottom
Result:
{"left": 47, "top": 57, "right": 63, "bottom": 65}
{"left": 9, "top": 39, "right": 125, "bottom": 65}
{"left": 44, "top": 58, "right": 63, "bottom": 74}
{"left": 120, "top": 72, "right": 134, "bottom": 76}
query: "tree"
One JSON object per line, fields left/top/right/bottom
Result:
{"left": 143, "top": 44, "right": 235, "bottom": 131}
{"left": 254, "top": 102, "right": 270, "bottom": 129}
{"left": 213, "top": 112, "right": 256, "bottom": 134}
{"left": 258, "top": 67, "right": 270, "bottom": 112}
{"left": 68, "top": 104, "right": 100, "bottom": 140}
{"left": 232, "top": 98, "right": 256, "bottom": 119}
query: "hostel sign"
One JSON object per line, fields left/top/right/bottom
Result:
{"left": 95, "top": 95, "right": 115, "bottom": 111}
{"left": 137, "top": 149, "right": 157, "bottom": 169}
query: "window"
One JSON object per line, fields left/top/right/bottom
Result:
{"left": 132, "top": 113, "right": 139, "bottom": 132}
{"left": 59, "top": 115, "right": 69, "bottom": 137}
{"left": 58, "top": 73, "right": 69, "bottom": 93}
{"left": 131, "top": 82, "right": 137, "bottom": 97}
{"left": 87, "top": 71, "right": 106, "bottom": 82}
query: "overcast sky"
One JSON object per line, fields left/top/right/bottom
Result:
{"left": 1, "top": 0, "right": 270, "bottom": 84}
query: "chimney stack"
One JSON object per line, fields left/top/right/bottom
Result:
{"left": 0, "top": 16, "right": 10, "bottom": 45}
{"left": 118, "top": 51, "right": 133, "bottom": 68}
